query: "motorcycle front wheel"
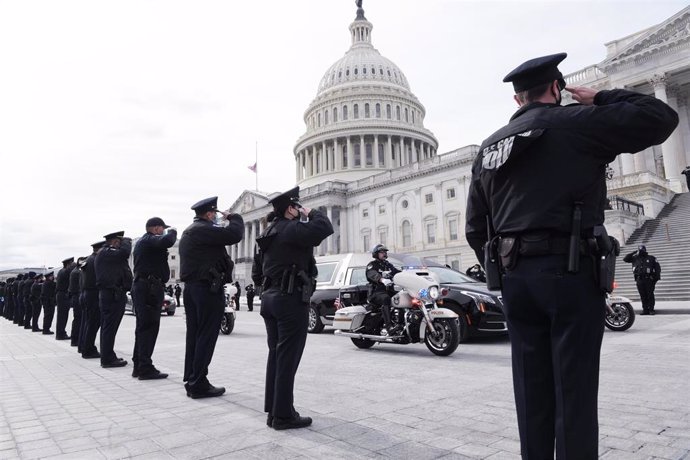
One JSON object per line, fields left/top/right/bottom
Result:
{"left": 425, "top": 318, "right": 460, "bottom": 356}
{"left": 220, "top": 313, "right": 235, "bottom": 335}
{"left": 605, "top": 303, "right": 635, "bottom": 332}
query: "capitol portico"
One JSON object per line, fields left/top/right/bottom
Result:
{"left": 226, "top": 3, "right": 690, "bottom": 287}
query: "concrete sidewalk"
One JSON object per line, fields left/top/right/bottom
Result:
{"left": 1, "top": 302, "right": 689, "bottom": 459}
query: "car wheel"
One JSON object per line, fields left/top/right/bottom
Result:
{"left": 308, "top": 305, "right": 324, "bottom": 333}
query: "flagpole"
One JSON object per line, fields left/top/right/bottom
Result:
{"left": 255, "top": 141, "right": 258, "bottom": 191}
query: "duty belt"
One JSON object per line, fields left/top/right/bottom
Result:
{"left": 498, "top": 233, "right": 595, "bottom": 257}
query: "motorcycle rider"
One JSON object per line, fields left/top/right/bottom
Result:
{"left": 365, "top": 244, "right": 401, "bottom": 335}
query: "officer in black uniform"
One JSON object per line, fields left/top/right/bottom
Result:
{"left": 30, "top": 273, "right": 44, "bottom": 331}
{"left": 0, "top": 281, "right": 5, "bottom": 318}
{"left": 12, "top": 274, "right": 23, "bottom": 324}
{"left": 179, "top": 196, "right": 244, "bottom": 398}
{"left": 245, "top": 284, "right": 255, "bottom": 311}
{"left": 22, "top": 272, "right": 35, "bottom": 329}
{"left": 4, "top": 278, "right": 15, "bottom": 321}
{"left": 465, "top": 53, "right": 678, "bottom": 459}
{"left": 254, "top": 186, "right": 333, "bottom": 430}
{"left": 623, "top": 245, "right": 661, "bottom": 315}
{"left": 41, "top": 272, "right": 56, "bottom": 335}
{"left": 95, "top": 231, "right": 133, "bottom": 368}
{"left": 365, "top": 244, "right": 401, "bottom": 335}
{"left": 80, "top": 240, "right": 105, "bottom": 358}
{"left": 55, "top": 258, "right": 75, "bottom": 339}
{"left": 131, "top": 217, "right": 178, "bottom": 380}
{"left": 69, "top": 257, "right": 86, "bottom": 348}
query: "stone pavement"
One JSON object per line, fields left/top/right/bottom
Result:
{"left": 1, "top": 300, "right": 689, "bottom": 459}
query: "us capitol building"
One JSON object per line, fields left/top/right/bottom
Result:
{"left": 220, "top": 3, "right": 689, "bottom": 287}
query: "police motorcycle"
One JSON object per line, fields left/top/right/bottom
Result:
{"left": 220, "top": 284, "right": 237, "bottom": 335}
{"left": 604, "top": 289, "right": 635, "bottom": 332}
{"left": 333, "top": 269, "right": 461, "bottom": 356}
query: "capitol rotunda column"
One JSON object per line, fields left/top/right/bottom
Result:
{"left": 677, "top": 95, "right": 690, "bottom": 168}
{"left": 650, "top": 74, "right": 681, "bottom": 180}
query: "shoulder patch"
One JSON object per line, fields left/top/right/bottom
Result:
{"left": 366, "top": 263, "right": 374, "bottom": 270}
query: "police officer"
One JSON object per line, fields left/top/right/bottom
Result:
{"left": 69, "top": 257, "right": 86, "bottom": 348}
{"left": 174, "top": 284, "right": 182, "bottom": 307}
{"left": 131, "top": 217, "right": 177, "bottom": 380}
{"left": 12, "top": 274, "right": 23, "bottom": 325}
{"left": 95, "top": 231, "right": 133, "bottom": 368}
{"left": 254, "top": 186, "right": 333, "bottom": 430}
{"left": 245, "top": 283, "right": 255, "bottom": 312}
{"left": 55, "top": 258, "right": 76, "bottom": 339}
{"left": 623, "top": 245, "right": 661, "bottom": 315}
{"left": 21, "top": 272, "right": 35, "bottom": 329}
{"left": 365, "top": 244, "right": 401, "bottom": 335}
{"left": 30, "top": 273, "right": 44, "bottom": 332}
{"left": 80, "top": 241, "right": 105, "bottom": 358}
{"left": 465, "top": 53, "right": 678, "bottom": 459}
{"left": 179, "top": 197, "right": 244, "bottom": 398}
{"left": 41, "top": 272, "right": 56, "bottom": 335}
{"left": 4, "top": 278, "right": 15, "bottom": 321}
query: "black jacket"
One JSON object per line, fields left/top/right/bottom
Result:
{"left": 466, "top": 89, "right": 679, "bottom": 262}
{"left": 180, "top": 215, "right": 244, "bottom": 282}
{"left": 133, "top": 229, "right": 177, "bottom": 282}
{"left": 41, "top": 279, "right": 56, "bottom": 303}
{"left": 68, "top": 266, "right": 81, "bottom": 294}
{"left": 30, "top": 281, "right": 42, "bottom": 301}
{"left": 366, "top": 258, "right": 401, "bottom": 296}
{"left": 56, "top": 264, "right": 75, "bottom": 293}
{"left": 80, "top": 253, "right": 99, "bottom": 291}
{"left": 95, "top": 239, "right": 133, "bottom": 290}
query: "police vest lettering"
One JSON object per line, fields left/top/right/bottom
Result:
{"left": 480, "top": 130, "right": 540, "bottom": 171}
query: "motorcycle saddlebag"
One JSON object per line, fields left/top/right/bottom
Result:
{"left": 332, "top": 306, "right": 367, "bottom": 331}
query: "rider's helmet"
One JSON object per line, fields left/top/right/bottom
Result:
{"left": 371, "top": 244, "right": 388, "bottom": 258}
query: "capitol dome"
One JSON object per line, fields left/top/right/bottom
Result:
{"left": 294, "top": 3, "right": 438, "bottom": 188}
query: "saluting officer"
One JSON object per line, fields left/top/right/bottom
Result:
{"left": 80, "top": 241, "right": 105, "bottom": 358}
{"left": 131, "top": 217, "right": 177, "bottom": 380}
{"left": 55, "top": 258, "right": 76, "bottom": 339}
{"left": 254, "top": 186, "right": 333, "bottom": 430}
{"left": 465, "top": 53, "right": 678, "bottom": 458}
{"left": 95, "top": 231, "right": 133, "bottom": 368}
{"left": 41, "top": 272, "right": 56, "bottom": 335}
{"left": 29, "top": 273, "right": 44, "bottom": 332}
{"left": 179, "top": 197, "right": 244, "bottom": 398}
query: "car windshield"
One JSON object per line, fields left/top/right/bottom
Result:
{"left": 421, "top": 266, "right": 478, "bottom": 284}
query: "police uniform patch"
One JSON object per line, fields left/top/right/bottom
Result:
{"left": 366, "top": 263, "right": 374, "bottom": 270}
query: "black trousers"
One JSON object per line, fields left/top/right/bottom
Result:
{"left": 42, "top": 299, "right": 55, "bottom": 332}
{"left": 369, "top": 291, "right": 393, "bottom": 328}
{"left": 30, "top": 298, "right": 42, "bottom": 330}
{"left": 636, "top": 278, "right": 656, "bottom": 312}
{"left": 56, "top": 291, "right": 70, "bottom": 336}
{"left": 78, "top": 298, "right": 89, "bottom": 352}
{"left": 247, "top": 295, "right": 254, "bottom": 311}
{"left": 183, "top": 281, "right": 224, "bottom": 389}
{"left": 99, "top": 289, "right": 126, "bottom": 364}
{"left": 23, "top": 297, "right": 32, "bottom": 327}
{"left": 132, "top": 279, "right": 164, "bottom": 373}
{"left": 501, "top": 254, "right": 604, "bottom": 460}
{"left": 69, "top": 293, "right": 82, "bottom": 346}
{"left": 14, "top": 295, "right": 24, "bottom": 324}
{"left": 5, "top": 297, "right": 14, "bottom": 321}
{"left": 80, "top": 290, "right": 100, "bottom": 355}
{"left": 260, "top": 288, "right": 309, "bottom": 419}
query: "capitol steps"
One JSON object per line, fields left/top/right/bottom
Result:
{"left": 612, "top": 193, "right": 690, "bottom": 301}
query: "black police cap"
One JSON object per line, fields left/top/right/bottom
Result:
{"left": 103, "top": 231, "right": 125, "bottom": 240}
{"left": 268, "top": 186, "right": 301, "bottom": 211}
{"left": 44, "top": 271, "right": 54, "bottom": 278}
{"left": 27, "top": 271, "right": 36, "bottom": 278}
{"left": 62, "top": 257, "right": 74, "bottom": 265}
{"left": 503, "top": 52, "right": 567, "bottom": 92}
{"left": 91, "top": 240, "right": 106, "bottom": 249}
{"left": 191, "top": 196, "right": 220, "bottom": 214}
{"left": 146, "top": 217, "right": 170, "bottom": 228}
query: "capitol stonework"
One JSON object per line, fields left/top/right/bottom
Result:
{"left": 226, "top": 3, "right": 690, "bottom": 287}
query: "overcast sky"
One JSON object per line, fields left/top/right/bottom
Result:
{"left": 0, "top": 0, "right": 687, "bottom": 271}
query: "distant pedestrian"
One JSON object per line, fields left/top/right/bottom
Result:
{"left": 245, "top": 284, "right": 255, "bottom": 312}
{"left": 233, "top": 281, "right": 241, "bottom": 310}
{"left": 174, "top": 284, "right": 182, "bottom": 306}
{"left": 95, "top": 231, "right": 133, "bottom": 368}
{"left": 131, "top": 217, "right": 177, "bottom": 380}
{"left": 180, "top": 196, "right": 243, "bottom": 398}
{"left": 682, "top": 165, "right": 690, "bottom": 189}
{"left": 623, "top": 245, "right": 661, "bottom": 315}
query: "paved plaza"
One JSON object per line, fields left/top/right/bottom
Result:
{"left": 1, "top": 300, "right": 689, "bottom": 459}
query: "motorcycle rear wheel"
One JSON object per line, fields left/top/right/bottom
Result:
{"left": 425, "top": 318, "right": 460, "bottom": 356}
{"left": 220, "top": 313, "right": 235, "bottom": 335}
{"left": 605, "top": 303, "right": 635, "bottom": 332}
{"left": 351, "top": 338, "right": 375, "bottom": 349}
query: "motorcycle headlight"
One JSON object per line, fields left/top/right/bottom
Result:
{"left": 428, "top": 286, "right": 439, "bottom": 300}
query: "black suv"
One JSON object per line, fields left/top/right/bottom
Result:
{"left": 309, "top": 252, "right": 507, "bottom": 342}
